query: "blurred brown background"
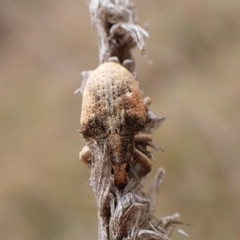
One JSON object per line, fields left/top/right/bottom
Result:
{"left": 0, "top": 0, "right": 239, "bottom": 239}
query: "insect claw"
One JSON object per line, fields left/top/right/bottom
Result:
{"left": 147, "top": 142, "right": 165, "bottom": 152}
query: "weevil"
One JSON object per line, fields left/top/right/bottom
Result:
{"left": 80, "top": 62, "right": 153, "bottom": 189}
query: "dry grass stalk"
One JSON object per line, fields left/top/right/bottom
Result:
{"left": 78, "top": 0, "right": 186, "bottom": 239}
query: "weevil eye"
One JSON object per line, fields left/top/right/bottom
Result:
{"left": 126, "top": 163, "right": 131, "bottom": 172}
{"left": 111, "top": 167, "right": 114, "bottom": 174}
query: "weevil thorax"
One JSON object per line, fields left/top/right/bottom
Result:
{"left": 80, "top": 62, "right": 147, "bottom": 188}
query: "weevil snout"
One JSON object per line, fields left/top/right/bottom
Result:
{"left": 111, "top": 163, "right": 131, "bottom": 189}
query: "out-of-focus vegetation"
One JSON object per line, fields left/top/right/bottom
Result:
{"left": 0, "top": 0, "right": 239, "bottom": 239}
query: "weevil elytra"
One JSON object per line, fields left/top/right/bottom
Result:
{"left": 80, "top": 62, "right": 152, "bottom": 189}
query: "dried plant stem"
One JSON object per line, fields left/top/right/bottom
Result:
{"left": 78, "top": 0, "right": 185, "bottom": 239}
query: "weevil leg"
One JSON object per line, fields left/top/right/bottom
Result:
{"left": 108, "top": 56, "right": 120, "bottom": 63}
{"left": 143, "top": 96, "right": 152, "bottom": 108}
{"left": 122, "top": 59, "right": 135, "bottom": 74}
{"left": 133, "top": 148, "right": 152, "bottom": 177}
{"left": 135, "top": 134, "right": 163, "bottom": 151}
{"left": 148, "top": 142, "right": 164, "bottom": 151}
{"left": 134, "top": 133, "right": 153, "bottom": 143}
{"left": 79, "top": 146, "right": 92, "bottom": 168}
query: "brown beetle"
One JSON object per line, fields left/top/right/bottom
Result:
{"left": 80, "top": 62, "right": 152, "bottom": 189}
